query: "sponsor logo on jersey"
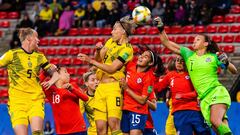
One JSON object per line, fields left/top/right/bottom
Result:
{"left": 205, "top": 57, "right": 212, "bottom": 62}
{"left": 137, "top": 78, "right": 142, "bottom": 83}
{"left": 185, "top": 75, "right": 190, "bottom": 79}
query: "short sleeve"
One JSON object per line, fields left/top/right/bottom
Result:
{"left": 40, "top": 54, "right": 51, "bottom": 70}
{"left": 118, "top": 45, "right": 133, "bottom": 63}
{"left": 0, "top": 50, "right": 13, "bottom": 67}
{"left": 180, "top": 46, "right": 194, "bottom": 61}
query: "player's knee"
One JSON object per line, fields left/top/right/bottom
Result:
{"left": 108, "top": 118, "right": 120, "bottom": 131}
{"left": 32, "top": 130, "right": 43, "bottom": 135}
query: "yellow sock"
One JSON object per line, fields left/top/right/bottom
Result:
{"left": 32, "top": 130, "right": 43, "bottom": 135}
{"left": 112, "top": 130, "right": 123, "bottom": 135}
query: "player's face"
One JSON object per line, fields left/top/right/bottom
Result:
{"left": 175, "top": 56, "right": 184, "bottom": 71}
{"left": 111, "top": 22, "right": 125, "bottom": 42}
{"left": 59, "top": 68, "right": 70, "bottom": 83}
{"left": 29, "top": 31, "right": 39, "bottom": 51}
{"left": 192, "top": 35, "right": 206, "bottom": 50}
{"left": 86, "top": 74, "right": 98, "bottom": 92}
{"left": 137, "top": 51, "right": 152, "bottom": 67}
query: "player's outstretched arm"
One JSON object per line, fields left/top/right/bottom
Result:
{"left": 228, "top": 63, "right": 237, "bottom": 74}
{"left": 78, "top": 53, "right": 124, "bottom": 74}
{"left": 147, "top": 99, "right": 157, "bottom": 111}
{"left": 154, "top": 17, "right": 181, "bottom": 55}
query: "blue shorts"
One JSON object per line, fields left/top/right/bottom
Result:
{"left": 121, "top": 110, "right": 148, "bottom": 133}
{"left": 173, "top": 110, "right": 211, "bottom": 135}
{"left": 58, "top": 131, "right": 87, "bottom": 135}
{"left": 143, "top": 128, "right": 158, "bottom": 135}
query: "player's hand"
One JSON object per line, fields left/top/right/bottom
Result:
{"left": 119, "top": 78, "right": 128, "bottom": 90}
{"left": 175, "top": 93, "right": 182, "bottom": 100}
{"left": 153, "top": 17, "right": 164, "bottom": 32}
{"left": 78, "top": 53, "right": 91, "bottom": 62}
{"left": 216, "top": 52, "right": 229, "bottom": 67}
{"left": 50, "top": 64, "right": 58, "bottom": 72}
{"left": 62, "top": 83, "right": 72, "bottom": 90}
{"left": 41, "top": 81, "right": 53, "bottom": 90}
{"left": 95, "top": 42, "right": 103, "bottom": 51}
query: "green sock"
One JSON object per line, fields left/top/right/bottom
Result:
{"left": 217, "top": 123, "right": 232, "bottom": 135}
{"left": 112, "top": 130, "right": 123, "bottom": 135}
{"left": 32, "top": 131, "right": 43, "bottom": 135}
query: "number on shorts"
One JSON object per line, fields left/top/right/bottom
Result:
{"left": 116, "top": 97, "right": 120, "bottom": 106}
{"left": 52, "top": 94, "right": 60, "bottom": 104}
{"left": 131, "top": 114, "right": 140, "bottom": 124}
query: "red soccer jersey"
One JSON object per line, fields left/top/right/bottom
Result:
{"left": 40, "top": 73, "right": 88, "bottom": 134}
{"left": 155, "top": 71, "right": 200, "bottom": 114}
{"left": 145, "top": 92, "right": 156, "bottom": 129}
{"left": 123, "top": 61, "right": 154, "bottom": 114}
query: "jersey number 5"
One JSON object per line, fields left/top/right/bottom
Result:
{"left": 27, "top": 69, "right": 32, "bottom": 78}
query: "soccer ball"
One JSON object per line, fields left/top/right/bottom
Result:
{"left": 132, "top": 6, "right": 151, "bottom": 24}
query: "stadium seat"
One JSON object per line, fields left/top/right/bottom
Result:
{"left": 182, "top": 25, "right": 194, "bottom": 34}
{"left": 187, "top": 36, "right": 195, "bottom": 43}
{"left": 195, "top": 26, "right": 205, "bottom": 33}
{"left": 72, "top": 58, "right": 82, "bottom": 65}
{"left": 223, "top": 35, "right": 234, "bottom": 43}
{"left": 176, "top": 36, "right": 186, "bottom": 44}
{"left": 235, "top": 35, "right": 240, "bottom": 42}
{"left": 39, "top": 38, "right": 49, "bottom": 46}
{"left": 223, "top": 45, "right": 235, "bottom": 53}
{"left": 68, "top": 28, "right": 79, "bottom": 36}
{"left": 0, "top": 78, "right": 8, "bottom": 86}
{"left": 141, "top": 37, "right": 151, "bottom": 45}
{"left": 171, "top": 25, "right": 181, "bottom": 34}
{"left": 224, "top": 15, "right": 236, "bottom": 23}
{"left": 38, "top": 48, "right": 45, "bottom": 54}
{"left": 67, "top": 67, "right": 77, "bottom": 75}
{"left": 135, "top": 27, "right": 147, "bottom": 35}
{"left": 57, "top": 48, "right": 68, "bottom": 55}
{"left": 188, "top": 46, "right": 194, "bottom": 50}
{"left": 230, "top": 25, "right": 240, "bottom": 33}
{"left": 163, "top": 47, "right": 172, "bottom": 54}
{"left": 0, "top": 89, "right": 8, "bottom": 97}
{"left": 95, "top": 37, "right": 106, "bottom": 44}
{"left": 49, "top": 58, "right": 60, "bottom": 65}
{"left": 218, "top": 25, "right": 229, "bottom": 33}
{"left": 69, "top": 48, "right": 79, "bottom": 55}
{"left": 1, "top": 21, "right": 10, "bottom": 28}
{"left": 70, "top": 77, "right": 79, "bottom": 84}
{"left": 237, "top": 16, "right": 240, "bottom": 23}
{"left": 80, "top": 47, "right": 92, "bottom": 54}
{"left": 49, "top": 38, "right": 59, "bottom": 46}
{"left": 79, "top": 28, "right": 91, "bottom": 35}
{"left": 147, "top": 27, "right": 159, "bottom": 35}
{"left": 46, "top": 48, "right": 57, "bottom": 55}
{"left": 212, "top": 15, "right": 224, "bottom": 23}
{"left": 102, "top": 27, "right": 112, "bottom": 35}
{"left": 83, "top": 38, "right": 94, "bottom": 45}
{"left": 0, "top": 69, "right": 5, "bottom": 77}
{"left": 72, "top": 38, "right": 82, "bottom": 46}
{"left": 151, "top": 37, "right": 161, "bottom": 45}
{"left": 130, "top": 37, "right": 140, "bottom": 45}
{"left": 60, "top": 38, "right": 71, "bottom": 46}
{"left": 230, "top": 6, "right": 240, "bottom": 14}
{"left": 206, "top": 25, "right": 217, "bottom": 33}
{"left": 8, "top": 12, "right": 19, "bottom": 19}
{"left": 0, "top": 30, "right": 3, "bottom": 37}
{"left": 132, "top": 46, "right": 140, "bottom": 54}
{"left": 0, "top": 12, "right": 7, "bottom": 19}
{"left": 155, "top": 46, "right": 162, "bottom": 54}
{"left": 212, "top": 35, "right": 222, "bottom": 43}
{"left": 60, "top": 58, "right": 72, "bottom": 65}
{"left": 164, "top": 26, "right": 171, "bottom": 34}
{"left": 79, "top": 78, "right": 84, "bottom": 85}
{"left": 168, "top": 36, "right": 175, "bottom": 42}
{"left": 77, "top": 68, "right": 88, "bottom": 75}
{"left": 92, "top": 27, "right": 102, "bottom": 35}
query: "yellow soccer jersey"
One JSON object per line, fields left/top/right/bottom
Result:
{"left": 96, "top": 38, "right": 133, "bottom": 81}
{"left": 0, "top": 48, "right": 50, "bottom": 99}
{"left": 80, "top": 93, "right": 96, "bottom": 133}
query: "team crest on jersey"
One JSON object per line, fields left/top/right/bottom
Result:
{"left": 137, "top": 78, "right": 142, "bottom": 83}
{"left": 185, "top": 75, "right": 190, "bottom": 79}
{"left": 205, "top": 57, "right": 212, "bottom": 62}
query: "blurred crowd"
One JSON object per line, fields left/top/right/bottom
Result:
{"left": 7, "top": 0, "right": 232, "bottom": 48}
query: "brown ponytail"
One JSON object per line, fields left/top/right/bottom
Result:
{"left": 200, "top": 34, "right": 220, "bottom": 53}
{"left": 117, "top": 16, "right": 137, "bottom": 36}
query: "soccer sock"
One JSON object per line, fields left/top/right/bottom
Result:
{"left": 112, "top": 130, "right": 123, "bottom": 135}
{"left": 32, "top": 130, "right": 43, "bottom": 135}
{"left": 217, "top": 123, "right": 232, "bottom": 135}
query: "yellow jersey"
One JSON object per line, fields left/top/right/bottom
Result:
{"left": 0, "top": 48, "right": 51, "bottom": 99}
{"left": 96, "top": 38, "right": 133, "bottom": 81}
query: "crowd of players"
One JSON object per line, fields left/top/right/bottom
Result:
{"left": 0, "top": 14, "right": 238, "bottom": 135}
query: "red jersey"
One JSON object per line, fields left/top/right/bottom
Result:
{"left": 40, "top": 73, "right": 88, "bottom": 134}
{"left": 123, "top": 61, "right": 154, "bottom": 114}
{"left": 155, "top": 71, "right": 200, "bottom": 114}
{"left": 145, "top": 92, "right": 156, "bottom": 129}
